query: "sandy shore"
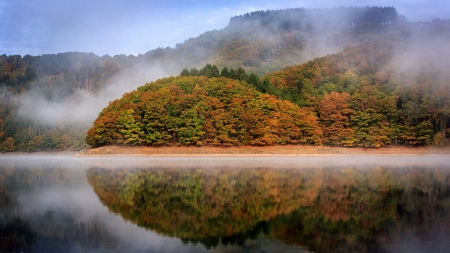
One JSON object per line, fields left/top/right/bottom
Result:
{"left": 73, "top": 145, "right": 450, "bottom": 157}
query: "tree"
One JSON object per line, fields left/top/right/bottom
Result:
{"left": 220, "top": 67, "right": 230, "bottom": 78}
{"left": 0, "top": 118, "right": 4, "bottom": 141}
{"left": 116, "top": 109, "right": 144, "bottom": 145}
{"left": 247, "top": 73, "right": 263, "bottom": 92}
{"left": 26, "top": 135, "right": 43, "bottom": 152}
{"left": 177, "top": 107, "right": 205, "bottom": 145}
{"left": 350, "top": 109, "right": 390, "bottom": 147}
{"left": 319, "top": 92, "right": 355, "bottom": 146}
{"left": 1, "top": 137, "right": 15, "bottom": 152}
{"left": 142, "top": 92, "right": 172, "bottom": 145}
{"left": 415, "top": 120, "right": 433, "bottom": 145}
{"left": 236, "top": 67, "right": 248, "bottom": 81}
{"left": 180, "top": 68, "right": 190, "bottom": 76}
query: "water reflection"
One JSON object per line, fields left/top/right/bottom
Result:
{"left": 0, "top": 156, "right": 210, "bottom": 253}
{"left": 1, "top": 156, "right": 450, "bottom": 252}
{"left": 87, "top": 158, "right": 450, "bottom": 252}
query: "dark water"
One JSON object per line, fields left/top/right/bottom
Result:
{"left": 1, "top": 156, "right": 450, "bottom": 253}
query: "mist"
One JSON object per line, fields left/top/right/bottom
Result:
{"left": 2, "top": 155, "right": 450, "bottom": 252}
{"left": 79, "top": 155, "right": 450, "bottom": 171}
{"left": 2, "top": 156, "right": 330, "bottom": 252}
{"left": 16, "top": 62, "right": 177, "bottom": 127}
{"left": 16, "top": 176, "right": 207, "bottom": 253}
{"left": 12, "top": 9, "right": 354, "bottom": 129}
{"left": 0, "top": 156, "right": 208, "bottom": 252}
{"left": 388, "top": 26, "right": 450, "bottom": 84}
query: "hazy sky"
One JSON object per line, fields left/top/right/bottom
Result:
{"left": 0, "top": 0, "right": 447, "bottom": 56}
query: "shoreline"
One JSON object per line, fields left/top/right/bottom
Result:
{"left": 72, "top": 145, "right": 450, "bottom": 157}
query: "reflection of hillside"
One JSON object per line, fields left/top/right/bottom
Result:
{"left": 88, "top": 166, "right": 450, "bottom": 252}
{"left": 87, "top": 168, "right": 322, "bottom": 238}
{"left": 264, "top": 167, "right": 450, "bottom": 253}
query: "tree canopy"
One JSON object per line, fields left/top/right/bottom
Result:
{"left": 86, "top": 75, "right": 322, "bottom": 147}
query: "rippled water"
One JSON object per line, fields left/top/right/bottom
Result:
{"left": 1, "top": 155, "right": 450, "bottom": 253}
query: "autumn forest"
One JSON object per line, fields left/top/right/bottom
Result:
{"left": 1, "top": 6, "right": 450, "bottom": 151}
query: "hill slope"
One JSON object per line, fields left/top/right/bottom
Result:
{"left": 86, "top": 76, "right": 321, "bottom": 147}
{"left": 1, "top": 6, "right": 449, "bottom": 151}
{"left": 261, "top": 32, "right": 450, "bottom": 146}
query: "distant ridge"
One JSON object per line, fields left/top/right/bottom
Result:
{"left": 230, "top": 6, "right": 398, "bottom": 28}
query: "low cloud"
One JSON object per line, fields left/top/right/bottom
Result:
{"left": 17, "top": 62, "right": 176, "bottom": 127}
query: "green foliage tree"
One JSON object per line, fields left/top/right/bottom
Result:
{"left": 1, "top": 137, "right": 15, "bottom": 152}
{"left": 220, "top": 67, "right": 230, "bottom": 78}
{"left": 116, "top": 108, "right": 144, "bottom": 145}
{"left": 350, "top": 109, "right": 390, "bottom": 147}
{"left": 177, "top": 107, "right": 205, "bottom": 145}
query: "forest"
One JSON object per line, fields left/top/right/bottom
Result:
{"left": 1, "top": 6, "right": 450, "bottom": 151}
{"left": 87, "top": 38, "right": 450, "bottom": 148}
{"left": 86, "top": 74, "right": 321, "bottom": 147}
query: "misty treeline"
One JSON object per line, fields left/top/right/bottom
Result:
{"left": 1, "top": 6, "right": 450, "bottom": 151}
{"left": 230, "top": 6, "right": 398, "bottom": 28}
{"left": 88, "top": 166, "right": 450, "bottom": 251}
{"left": 0, "top": 53, "right": 124, "bottom": 152}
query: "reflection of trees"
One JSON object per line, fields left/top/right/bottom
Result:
{"left": 265, "top": 167, "right": 450, "bottom": 253}
{"left": 88, "top": 167, "right": 321, "bottom": 240}
{"left": 88, "top": 166, "right": 450, "bottom": 252}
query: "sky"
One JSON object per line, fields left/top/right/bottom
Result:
{"left": 0, "top": 0, "right": 448, "bottom": 57}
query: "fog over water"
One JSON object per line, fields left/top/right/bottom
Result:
{"left": 2, "top": 154, "right": 449, "bottom": 169}
{"left": 1, "top": 155, "right": 450, "bottom": 252}
{"left": 79, "top": 155, "right": 450, "bottom": 170}
{"left": 0, "top": 156, "right": 208, "bottom": 252}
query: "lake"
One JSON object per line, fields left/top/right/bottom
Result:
{"left": 1, "top": 155, "right": 450, "bottom": 253}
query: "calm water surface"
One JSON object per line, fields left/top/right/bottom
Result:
{"left": 1, "top": 155, "right": 450, "bottom": 253}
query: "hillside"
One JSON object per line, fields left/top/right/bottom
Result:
{"left": 86, "top": 75, "right": 321, "bottom": 147}
{"left": 1, "top": 6, "right": 449, "bottom": 151}
{"left": 100, "top": 20, "right": 450, "bottom": 148}
{"left": 259, "top": 23, "right": 450, "bottom": 146}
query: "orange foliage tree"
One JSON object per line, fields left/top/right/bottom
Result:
{"left": 319, "top": 92, "right": 355, "bottom": 146}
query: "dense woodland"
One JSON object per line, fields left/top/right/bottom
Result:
{"left": 261, "top": 37, "right": 450, "bottom": 147}
{"left": 87, "top": 36, "right": 450, "bottom": 148}
{"left": 86, "top": 75, "right": 322, "bottom": 147}
{"left": 1, "top": 6, "right": 450, "bottom": 151}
